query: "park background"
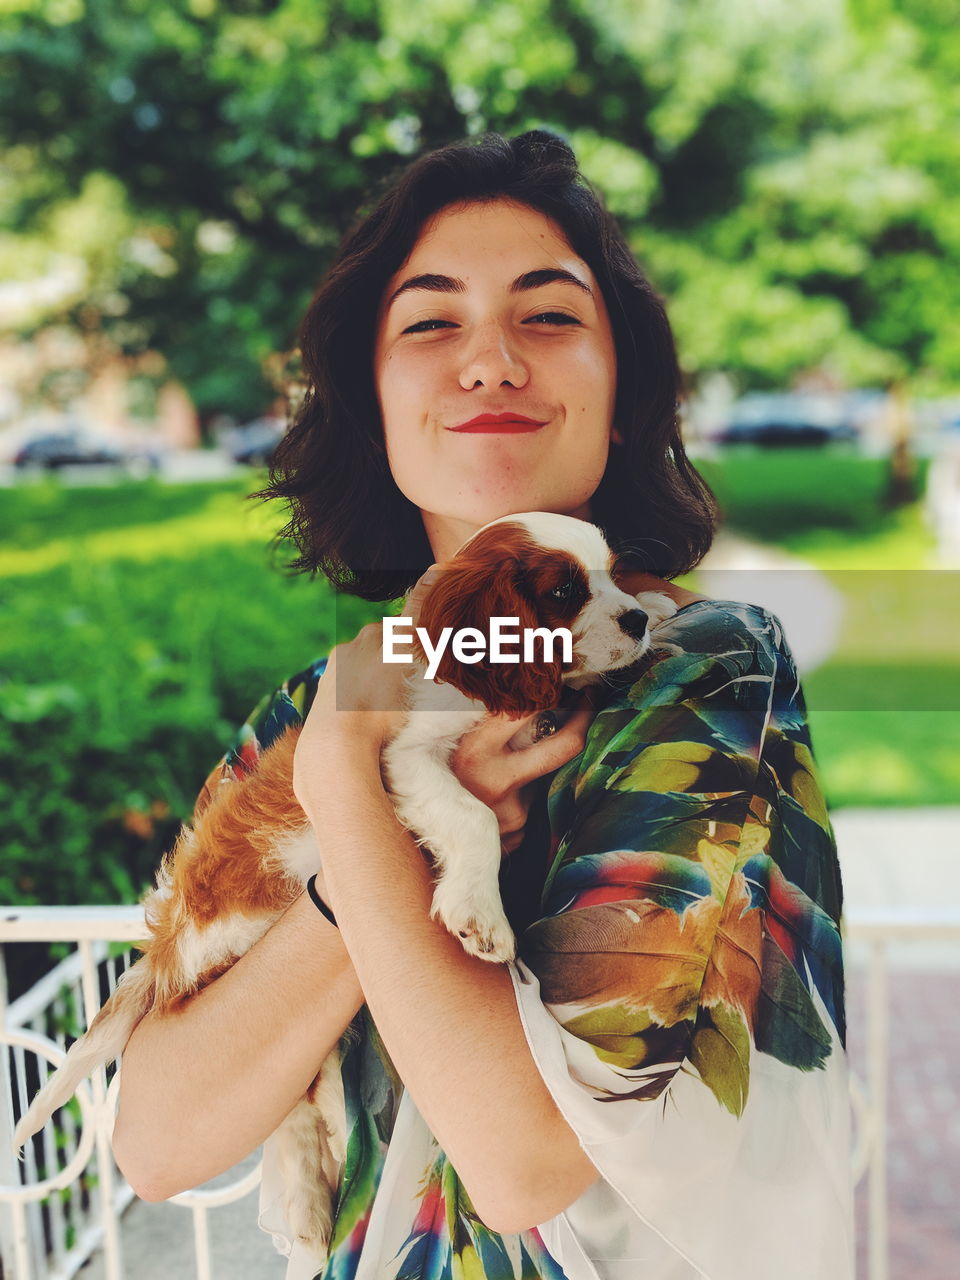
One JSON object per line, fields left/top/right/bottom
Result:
{"left": 1, "top": 1, "right": 958, "bottom": 1278}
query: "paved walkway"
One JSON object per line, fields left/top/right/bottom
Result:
{"left": 849, "top": 968, "right": 960, "bottom": 1280}
{"left": 840, "top": 808, "right": 960, "bottom": 1279}
{"left": 80, "top": 1151, "right": 282, "bottom": 1279}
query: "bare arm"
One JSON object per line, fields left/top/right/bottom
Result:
{"left": 293, "top": 629, "right": 601, "bottom": 1235}
{"left": 112, "top": 889, "right": 363, "bottom": 1200}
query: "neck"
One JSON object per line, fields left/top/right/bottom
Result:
{"left": 422, "top": 512, "right": 481, "bottom": 565}
{"left": 422, "top": 502, "right": 594, "bottom": 564}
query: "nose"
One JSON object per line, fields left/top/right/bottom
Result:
{"left": 618, "top": 608, "right": 649, "bottom": 642}
{"left": 458, "top": 324, "right": 529, "bottom": 390}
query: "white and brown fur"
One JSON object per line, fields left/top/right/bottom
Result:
{"left": 13, "top": 511, "right": 675, "bottom": 1265}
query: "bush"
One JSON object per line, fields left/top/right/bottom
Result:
{"left": 1, "top": 478, "right": 382, "bottom": 996}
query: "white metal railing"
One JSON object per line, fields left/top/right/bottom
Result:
{"left": 842, "top": 906, "right": 960, "bottom": 1280}
{"left": 0, "top": 907, "right": 261, "bottom": 1280}
{"left": 2, "top": 904, "right": 960, "bottom": 1280}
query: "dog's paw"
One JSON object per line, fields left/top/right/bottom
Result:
{"left": 455, "top": 914, "right": 516, "bottom": 964}
{"left": 634, "top": 590, "right": 678, "bottom": 629}
{"left": 431, "top": 879, "right": 516, "bottom": 963}
{"left": 284, "top": 1184, "right": 334, "bottom": 1259}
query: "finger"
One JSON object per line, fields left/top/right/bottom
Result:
{"left": 493, "top": 782, "right": 535, "bottom": 837}
{"left": 453, "top": 692, "right": 594, "bottom": 786}
{"left": 451, "top": 710, "right": 545, "bottom": 789}
{"left": 457, "top": 709, "right": 593, "bottom": 807}
{"left": 403, "top": 563, "right": 441, "bottom": 624}
{"left": 504, "top": 709, "right": 563, "bottom": 752}
{"left": 461, "top": 706, "right": 554, "bottom": 755}
{"left": 501, "top": 701, "right": 595, "bottom": 789}
{"left": 500, "top": 829, "right": 527, "bottom": 855}
{"left": 505, "top": 690, "right": 595, "bottom": 750}
{"left": 330, "top": 622, "right": 402, "bottom": 713}
{"left": 512, "top": 727, "right": 586, "bottom": 785}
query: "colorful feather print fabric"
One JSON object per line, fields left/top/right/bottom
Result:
{"left": 205, "top": 600, "right": 853, "bottom": 1280}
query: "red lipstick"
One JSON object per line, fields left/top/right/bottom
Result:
{"left": 450, "top": 413, "right": 546, "bottom": 433}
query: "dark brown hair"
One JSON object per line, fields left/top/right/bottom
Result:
{"left": 257, "top": 130, "right": 717, "bottom": 602}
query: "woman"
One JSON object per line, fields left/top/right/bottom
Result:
{"left": 113, "top": 132, "right": 852, "bottom": 1279}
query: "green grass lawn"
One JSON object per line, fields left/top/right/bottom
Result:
{"left": 700, "top": 446, "right": 959, "bottom": 808}
{"left": 0, "top": 476, "right": 382, "bottom": 911}
{"left": 1, "top": 452, "right": 956, "bottom": 926}
{"left": 697, "top": 448, "right": 943, "bottom": 583}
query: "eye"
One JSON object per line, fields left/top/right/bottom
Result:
{"left": 524, "top": 312, "right": 581, "bottom": 326}
{"left": 401, "top": 318, "right": 457, "bottom": 334}
{"left": 549, "top": 581, "right": 575, "bottom": 601}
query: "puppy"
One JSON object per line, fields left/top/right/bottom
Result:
{"left": 14, "top": 511, "right": 675, "bottom": 1264}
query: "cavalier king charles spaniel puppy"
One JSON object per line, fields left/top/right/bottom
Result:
{"left": 14, "top": 511, "right": 675, "bottom": 1261}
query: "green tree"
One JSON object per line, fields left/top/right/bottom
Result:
{"left": 1, "top": 0, "right": 956, "bottom": 412}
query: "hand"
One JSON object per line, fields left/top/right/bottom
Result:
{"left": 292, "top": 623, "right": 405, "bottom": 822}
{"left": 450, "top": 691, "right": 597, "bottom": 854}
{"left": 292, "top": 565, "right": 442, "bottom": 809}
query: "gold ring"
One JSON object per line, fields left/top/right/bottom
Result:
{"left": 533, "top": 711, "right": 559, "bottom": 741}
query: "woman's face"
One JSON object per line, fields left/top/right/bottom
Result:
{"left": 373, "top": 199, "right": 619, "bottom": 560}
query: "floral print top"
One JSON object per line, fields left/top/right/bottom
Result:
{"left": 205, "top": 600, "right": 853, "bottom": 1280}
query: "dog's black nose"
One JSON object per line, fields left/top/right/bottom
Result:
{"left": 618, "top": 608, "right": 649, "bottom": 641}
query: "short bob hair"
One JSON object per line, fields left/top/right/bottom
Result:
{"left": 259, "top": 129, "right": 717, "bottom": 602}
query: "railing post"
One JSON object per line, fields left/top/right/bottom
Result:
{"left": 867, "top": 937, "right": 889, "bottom": 1280}
{"left": 0, "top": 939, "right": 23, "bottom": 1279}
{"left": 192, "top": 1203, "right": 212, "bottom": 1280}
{"left": 1, "top": 909, "right": 269, "bottom": 1280}
{"left": 78, "top": 940, "right": 124, "bottom": 1280}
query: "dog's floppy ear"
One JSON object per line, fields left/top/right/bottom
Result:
{"left": 414, "top": 524, "right": 566, "bottom": 716}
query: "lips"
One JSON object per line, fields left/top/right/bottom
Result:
{"left": 449, "top": 413, "right": 546, "bottom": 433}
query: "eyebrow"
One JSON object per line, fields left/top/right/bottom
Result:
{"left": 386, "top": 267, "right": 593, "bottom": 309}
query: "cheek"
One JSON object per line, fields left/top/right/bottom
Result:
{"left": 378, "top": 361, "right": 424, "bottom": 460}
{"left": 378, "top": 349, "right": 440, "bottom": 426}
{"left": 563, "top": 338, "right": 616, "bottom": 415}
{"left": 375, "top": 352, "right": 404, "bottom": 422}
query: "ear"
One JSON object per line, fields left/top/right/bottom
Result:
{"left": 412, "top": 560, "right": 498, "bottom": 706}
{"left": 463, "top": 586, "right": 566, "bottom": 716}
{"left": 414, "top": 523, "right": 532, "bottom": 662}
{"left": 492, "top": 585, "right": 566, "bottom": 714}
{"left": 413, "top": 542, "right": 565, "bottom": 715}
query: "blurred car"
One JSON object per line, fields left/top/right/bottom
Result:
{"left": 716, "top": 394, "right": 859, "bottom": 447}
{"left": 13, "top": 428, "right": 161, "bottom": 475}
{"left": 228, "top": 416, "right": 287, "bottom": 466}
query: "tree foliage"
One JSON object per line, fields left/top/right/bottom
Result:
{"left": 1, "top": 0, "right": 956, "bottom": 414}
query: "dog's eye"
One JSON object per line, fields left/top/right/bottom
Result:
{"left": 549, "top": 582, "right": 574, "bottom": 602}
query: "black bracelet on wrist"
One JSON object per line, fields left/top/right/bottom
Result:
{"left": 305, "top": 874, "right": 338, "bottom": 928}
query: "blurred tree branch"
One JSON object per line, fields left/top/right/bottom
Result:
{"left": 1, "top": 0, "right": 957, "bottom": 417}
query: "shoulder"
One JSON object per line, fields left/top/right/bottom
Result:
{"left": 193, "top": 656, "right": 329, "bottom": 819}
{"left": 555, "top": 600, "right": 805, "bottom": 807}
{"left": 650, "top": 597, "right": 792, "bottom": 676}
{"left": 608, "top": 598, "right": 799, "bottom": 721}
{"left": 223, "top": 656, "right": 329, "bottom": 776}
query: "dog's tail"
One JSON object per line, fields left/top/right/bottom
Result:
{"left": 12, "top": 957, "right": 156, "bottom": 1154}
